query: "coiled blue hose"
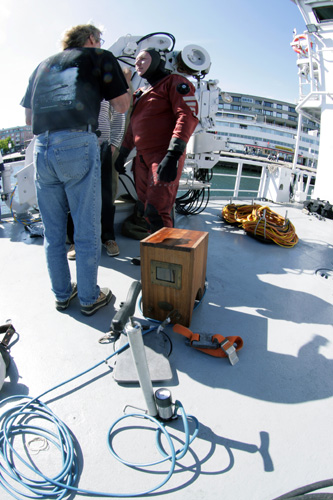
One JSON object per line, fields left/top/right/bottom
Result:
{"left": 0, "top": 327, "right": 199, "bottom": 499}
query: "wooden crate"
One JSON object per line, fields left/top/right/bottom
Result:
{"left": 140, "top": 227, "right": 208, "bottom": 327}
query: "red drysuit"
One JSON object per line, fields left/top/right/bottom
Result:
{"left": 122, "top": 73, "right": 199, "bottom": 232}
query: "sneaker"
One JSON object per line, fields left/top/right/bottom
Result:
{"left": 67, "top": 244, "right": 76, "bottom": 260}
{"left": 55, "top": 283, "right": 78, "bottom": 311}
{"left": 104, "top": 240, "right": 120, "bottom": 257}
{"left": 80, "top": 288, "right": 112, "bottom": 316}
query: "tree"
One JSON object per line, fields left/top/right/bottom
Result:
{"left": 0, "top": 137, "right": 12, "bottom": 154}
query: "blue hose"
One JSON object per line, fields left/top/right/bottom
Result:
{"left": 0, "top": 327, "right": 199, "bottom": 499}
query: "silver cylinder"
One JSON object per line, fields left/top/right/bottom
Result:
{"left": 155, "top": 388, "right": 173, "bottom": 421}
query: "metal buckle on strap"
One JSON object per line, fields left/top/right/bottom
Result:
{"left": 186, "top": 333, "right": 219, "bottom": 349}
{"left": 220, "top": 340, "right": 239, "bottom": 366}
{"left": 0, "top": 323, "right": 16, "bottom": 348}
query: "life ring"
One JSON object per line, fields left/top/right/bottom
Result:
{"left": 291, "top": 34, "right": 313, "bottom": 55}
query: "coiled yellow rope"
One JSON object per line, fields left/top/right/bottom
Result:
{"left": 222, "top": 203, "right": 298, "bottom": 248}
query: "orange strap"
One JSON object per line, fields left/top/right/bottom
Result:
{"left": 173, "top": 324, "right": 243, "bottom": 358}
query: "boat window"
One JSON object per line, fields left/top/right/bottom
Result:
{"left": 313, "top": 6, "right": 333, "bottom": 22}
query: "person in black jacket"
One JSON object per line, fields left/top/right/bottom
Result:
{"left": 21, "top": 24, "right": 130, "bottom": 315}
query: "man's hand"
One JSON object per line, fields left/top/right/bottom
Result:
{"left": 157, "top": 151, "right": 182, "bottom": 182}
{"left": 114, "top": 146, "right": 130, "bottom": 174}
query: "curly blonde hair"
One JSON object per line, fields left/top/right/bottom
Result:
{"left": 61, "top": 24, "right": 102, "bottom": 50}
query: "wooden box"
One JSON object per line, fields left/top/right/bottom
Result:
{"left": 140, "top": 227, "right": 209, "bottom": 327}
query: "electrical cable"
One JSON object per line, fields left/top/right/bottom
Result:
{"left": 221, "top": 203, "right": 253, "bottom": 224}
{"left": 272, "top": 478, "right": 333, "bottom": 499}
{"left": 107, "top": 401, "right": 199, "bottom": 495}
{"left": 117, "top": 167, "right": 211, "bottom": 216}
{"left": 176, "top": 187, "right": 209, "bottom": 215}
{"left": 221, "top": 203, "right": 299, "bottom": 248}
{"left": 0, "top": 326, "right": 198, "bottom": 500}
{"left": 116, "top": 32, "right": 176, "bottom": 70}
{"left": 116, "top": 55, "right": 136, "bottom": 68}
{"left": 136, "top": 32, "right": 176, "bottom": 52}
{"left": 136, "top": 290, "right": 333, "bottom": 499}
{"left": 176, "top": 169, "right": 212, "bottom": 215}
{"left": 118, "top": 172, "right": 136, "bottom": 200}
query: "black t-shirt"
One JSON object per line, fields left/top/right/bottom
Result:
{"left": 21, "top": 48, "right": 128, "bottom": 135}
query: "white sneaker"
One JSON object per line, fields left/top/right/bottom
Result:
{"left": 67, "top": 244, "right": 76, "bottom": 260}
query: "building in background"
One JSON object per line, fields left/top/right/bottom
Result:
{"left": 0, "top": 93, "right": 321, "bottom": 170}
{"left": 0, "top": 125, "right": 33, "bottom": 154}
{"left": 214, "top": 92, "right": 320, "bottom": 168}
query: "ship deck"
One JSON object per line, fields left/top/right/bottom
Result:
{"left": 0, "top": 198, "right": 332, "bottom": 500}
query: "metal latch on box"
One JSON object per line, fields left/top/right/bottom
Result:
{"left": 173, "top": 325, "right": 243, "bottom": 365}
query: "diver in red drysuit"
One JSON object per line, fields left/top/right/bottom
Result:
{"left": 115, "top": 48, "right": 199, "bottom": 233}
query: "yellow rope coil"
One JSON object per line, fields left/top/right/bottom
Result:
{"left": 221, "top": 203, "right": 298, "bottom": 248}
{"left": 221, "top": 203, "right": 239, "bottom": 223}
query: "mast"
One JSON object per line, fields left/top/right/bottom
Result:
{"left": 291, "top": 0, "right": 333, "bottom": 203}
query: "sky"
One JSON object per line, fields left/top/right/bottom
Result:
{"left": 0, "top": 0, "right": 307, "bottom": 130}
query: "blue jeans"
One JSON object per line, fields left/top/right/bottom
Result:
{"left": 34, "top": 130, "right": 101, "bottom": 306}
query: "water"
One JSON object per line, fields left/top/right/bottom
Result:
{"left": 210, "top": 163, "right": 261, "bottom": 198}
{"left": 183, "top": 162, "right": 314, "bottom": 200}
{"left": 178, "top": 163, "right": 263, "bottom": 200}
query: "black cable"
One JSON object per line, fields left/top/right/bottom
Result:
{"left": 176, "top": 169, "right": 212, "bottom": 215}
{"left": 136, "top": 32, "right": 176, "bottom": 52}
{"left": 116, "top": 32, "right": 176, "bottom": 71}
{"left": 116, "top": 55, "right": 136, "bottom": 68}
{"left": 118, "top": 173, "right": 136, "bottom": 200}
{"left": 273, "top": 494, "right": 333, "bottom": 499}
{"left": 272, "top": 479, "right": 333, "bottom": 500}
{"left": 118, "top": 169, "right": 211, "bottom": 216}
{"left": 176, "top": 188, "right": 208, "bottom": 215}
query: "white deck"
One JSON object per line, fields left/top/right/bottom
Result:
{"left": 0, "top": 199, "right": 332, "bottom": 500}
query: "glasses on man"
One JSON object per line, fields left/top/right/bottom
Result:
{"left": 90, "top": 35, "right": 105, "bottom": 46}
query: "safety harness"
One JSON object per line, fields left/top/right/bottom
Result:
{"left": 173, "top": 324, "right": 243, "bottom": 365}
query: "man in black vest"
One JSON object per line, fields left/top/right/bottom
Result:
{"left": 21, "top": 24, "right": 130, "bottom": 315}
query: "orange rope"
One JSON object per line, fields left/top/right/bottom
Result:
{"left": 221, "top": 203, "right": 298, "bottom": 248}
